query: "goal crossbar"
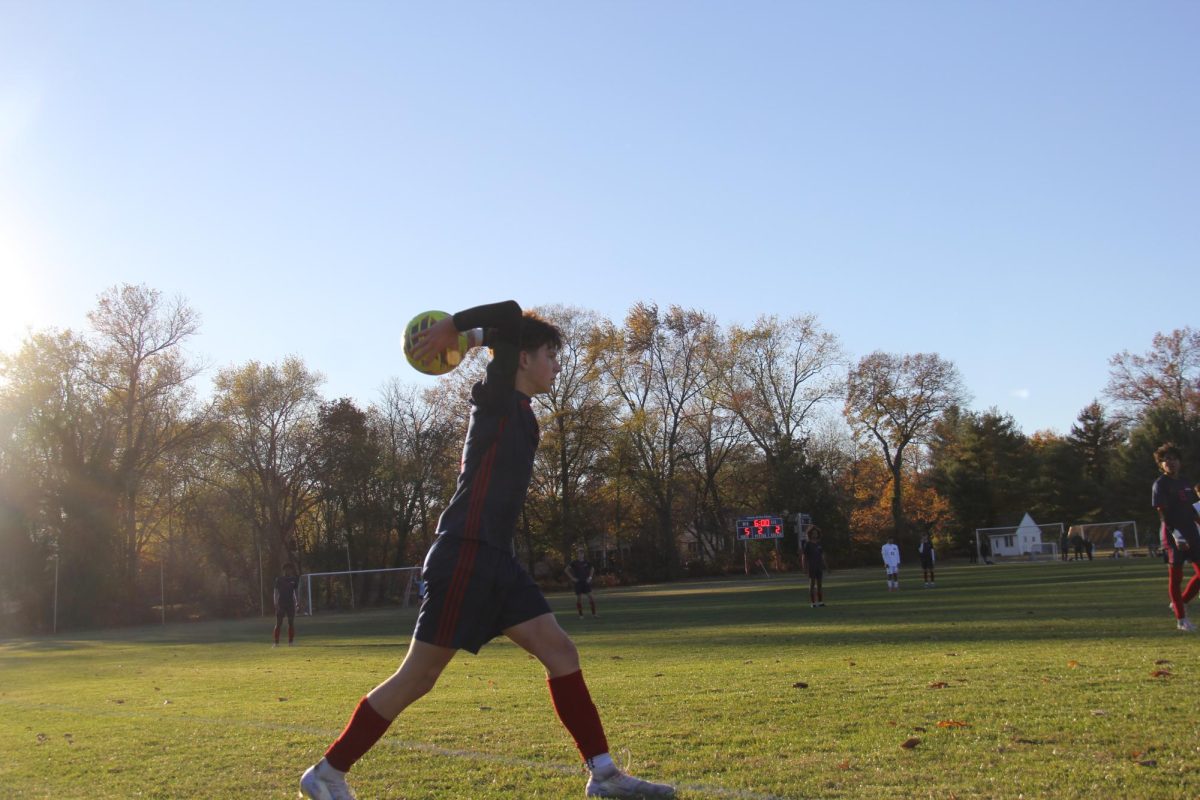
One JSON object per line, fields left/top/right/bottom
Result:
{"left": 302, "top": 566, "right": 421, "bottom": 615}
{"left": 1068, "top": 520, "right": 1140, "bottom": 549}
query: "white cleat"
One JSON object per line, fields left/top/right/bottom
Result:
{"left": 586, "top": 768, "right": 675, "bottom": 798}
{"left": 1177, "top": 618, "right": 1197, "bottom": 633}
{"left": 300, "top": 760, "right": 356, "bottom": 800}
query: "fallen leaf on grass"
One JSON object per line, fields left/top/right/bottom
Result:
{"left": 1091, "top": 710, "right": 1107, "bottom": 716}
{"left": 1138, "top": 759, "right": 1157, "bottom": 768}
{"left": 1154, "top": 659, "right": 1171, "bottom": 665}
{"left": 836, "top": 760, "right": 851, "bottom": 770}
{"left": 277, "top": 697, "right": 289, "bottom": 702}
{"left": 1150, "top": 669, "right": 1172, "bottom": 678}
{"left": 35, "top": 733, "right": 47, "bottom": 744}
{"left": 112, "top": 699, "right": 125, "bottom": 704}
{"left": 928, "top": 681, "right": 949, "bottom": 689}
{"left": 900, "top": 737, "right": 921, "bottom": 749}
{"left": 792, "top": 682, "right": 809, "bottom": 689}
{"left": 913, "top": 726, "right": 927, "bottom": 732}
{"left": 610, "top": 656, "right": 622, "bottom": 661}
{"left": 478, "top": 706, "right": 492, "bottom": 711}
{"left": 1067, "top": 660, "right": 1080, "bottom": 669}
{"left": 653, "top": 673, "right": 665, "bottom": 678}
{"left": 937, "top": 720, "right": 969, "bottom": 728}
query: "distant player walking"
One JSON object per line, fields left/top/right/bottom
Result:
{"left": 566, "top": 549, "right": 598, "bottom": 618}
{"left": 299, "top": 301, "right": 673, "bottom": 800}
{"left": 274, "top": 562, "right": 300, "bottom": 647}
{"left": 1152, "top": 443, "right": 1200, "bottom": 633}
{"left": 918, "top": 534, "right": 936, "bottom": 588}
{"left": 800, "top": 527, "right": 826, "bottom": 607}
{"left": 882, "top": 538, "right": 901, "bottom": 591}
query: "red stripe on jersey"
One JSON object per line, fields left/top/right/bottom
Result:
{"left": 464, "top": 416, "right": 507, "bottom": 540}
{"left": 435, "top": 538, "right": 480, "bottom": 647}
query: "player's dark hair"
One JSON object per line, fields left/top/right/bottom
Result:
{"left": 1155, "top": 442, "right": 1182, "bottom": 465}
{"left": 519, "top": 312, "right": 562, "bottom": 354}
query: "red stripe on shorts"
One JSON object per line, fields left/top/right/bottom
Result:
{"left": 435, "top": 537, "right": 480, "bottom": 647}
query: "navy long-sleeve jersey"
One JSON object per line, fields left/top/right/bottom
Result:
{"left": 434, "top": 301, "right": 540, "bottom": 552}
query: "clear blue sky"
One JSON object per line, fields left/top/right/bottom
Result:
{"left": 2, "top": 1, "right": 1196, "bottom": 434}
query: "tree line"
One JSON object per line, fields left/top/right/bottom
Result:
{"left": 1, "top": 285, "right": 1196, "bottom": 632}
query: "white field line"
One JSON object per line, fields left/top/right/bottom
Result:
{"left": 4, "top": 699, "right": 796, "bottom": 800}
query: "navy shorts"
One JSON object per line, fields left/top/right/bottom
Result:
{"left": 807, "top": 568, "right": 823, "bottom": 581}
{"left": 574, "top": 580, "right": 592, "bottom": 595}
{"left": 414, "top": 535, "right": 551, "bottom": 654}
{"left": 1163, "top": 529, "right": 1200, "bottom": 568}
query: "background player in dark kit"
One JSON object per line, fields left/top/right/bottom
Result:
{"left": 800, "top": 527, "right": 826, "bottom": 607}
{"left": 300, "top": 301, "right": 674, "bottom": 800}
{"left": 273, "top": 562, "right": 299, "bottom": 647}
{"left": 566, "top": 549, "right": 598, "bottom": 618}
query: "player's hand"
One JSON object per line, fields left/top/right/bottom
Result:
{"left": 410, "top": 316, "right": 460, "bottom": 363}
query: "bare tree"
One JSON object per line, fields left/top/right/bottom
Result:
{"left": 722, "top": 313, "right": 845, "bottom": 516}
{"left": 1106, "top": 327, "right": 1200, "bottom": 421}
{"left": 594, "top": 303, "right": 718, "bottom": 578}
{"left": 524, "top": 305, "right": 612, "bottom": 563}
{"left": 844, "top": 351, "right": 966, "bottom": 546}
{"left": 85, "top": 285, "right": 206, "bottom": 586}
{"left": 211, "top": 357, "right": 323, "bottom": 572}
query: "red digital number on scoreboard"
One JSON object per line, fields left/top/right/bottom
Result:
{"left": 735, "top": 515, "right": 785, "bottom": 540}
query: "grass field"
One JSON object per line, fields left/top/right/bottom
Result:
{"left": 2, "top": 559, "right": 1198, "bottom": 799}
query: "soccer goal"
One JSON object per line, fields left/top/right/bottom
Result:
{"left": 975, "top": 522, "right": 1064, "bottom": 561}
{"left": 301, "top": 567, "right": 422, "bottom": 615}
{"left": 1067, "top": 521, "right": 1139, "bottom": 557}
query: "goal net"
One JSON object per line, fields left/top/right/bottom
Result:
{"left": 975, "top": 522, "right": 1064, "bottom": 561}
{"left": 301, "top": 567, "right": 422, "bottom": 615}
{"left": 1067, "top": 521, "right": 1139, "bottom": 556}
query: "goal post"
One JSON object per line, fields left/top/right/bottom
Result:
{"left": 975, "top": 522, "right": 1064, "bottom": 561}
{"left": 301, "top": 567, "right": 422, "bottom": 615}
{"left": 1068, "top": 521, "right": 1139, "bottom": 555}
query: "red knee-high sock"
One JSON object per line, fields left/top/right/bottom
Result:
{"left": 1169, "top": 564, "right": 1186, "bottom": 619}
{"left": 324, "top": 696, "right": 393, "bottom": 772}
{"left": 547, "top": 670, "right": 609, "bottom": 760}
{"left": 288, "top": 623, "right": 295, "bottom": 643}
{"left": 1183, "top": 563, "right": 1200, "bottom": 605}
{"left": 273, "top": 624, "right": 280, "bottom": 644}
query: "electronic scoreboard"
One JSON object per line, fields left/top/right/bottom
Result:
{"left": 735, "top": 515, "right": 785, "bottom": 541}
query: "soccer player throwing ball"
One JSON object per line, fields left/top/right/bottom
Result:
{"left": 299, "top": 301, "right": 674, "bottom": 799}
{"left": 1152, "top": 443, "right": 1200, "bottom": 632}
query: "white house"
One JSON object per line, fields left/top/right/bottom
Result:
{"left": 989, "top": 513, "right": 1045, "bottom": 557}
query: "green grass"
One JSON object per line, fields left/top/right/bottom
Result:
{"left": 2, "top": 559, "right": 1197, "bottom": 799}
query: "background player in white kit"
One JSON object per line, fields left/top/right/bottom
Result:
{"left": 882, "top": 538, "right": 901, "bottom": 592}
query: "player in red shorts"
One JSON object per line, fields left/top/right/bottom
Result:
{"left": 1152, "top": 443, "right": 1200, "bottom": 632}
{"left": 300, "top": 301, "right": 674, "bottom": 799}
